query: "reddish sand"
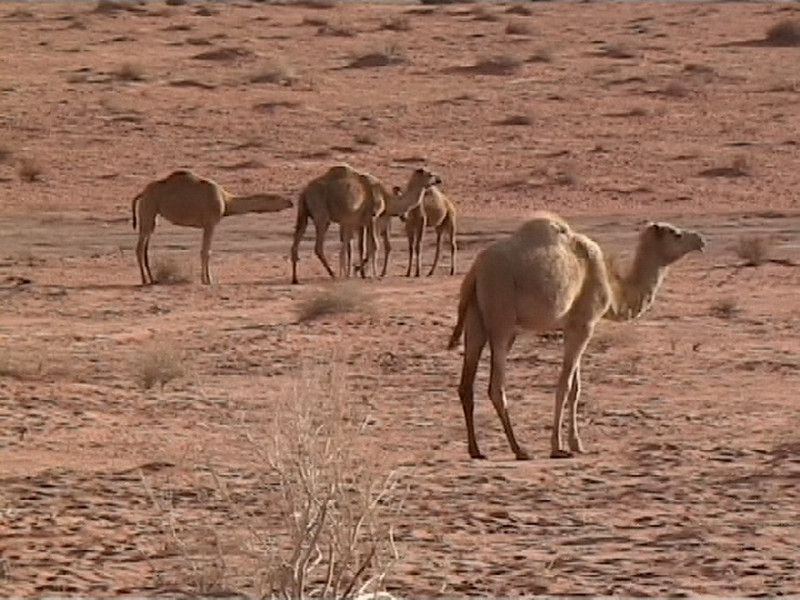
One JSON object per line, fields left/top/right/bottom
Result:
{"left": 1, "top": 1, "right": 799, "bottom": 597}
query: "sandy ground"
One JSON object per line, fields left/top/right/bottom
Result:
{"left": 1, "top": 0, "right": 799, "bottom": 597}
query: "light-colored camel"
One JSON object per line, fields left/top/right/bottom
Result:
{"left": 290, "top": 164, "right": 441, "bottom": 285}
{"left": 132, "top": 169, "right": 293, "bottom": 285}
{"left": 354, "top": 185, "right": 457, "bottom": 279}
{"left": 447, "top": 213, "right": 705, "bottom": 460}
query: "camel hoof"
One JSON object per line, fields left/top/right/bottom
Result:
{"left": 515, "top": 450, "right": 532, "bottom": 461}
{"left": 469, "top": 451, "right": 487, "bottom": 460}
{"left": 569, "top": 442, "right": 587, "bottom": 454}
{"left": 550, "top": 449, "right": 574, "bottom": 459}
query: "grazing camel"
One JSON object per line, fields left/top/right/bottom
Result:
{"left": 447, "top": 213, "right": 705, "bottom": 460}
{"left": 290, "top": 164, "right": 441, "bottom": 285}
{"left": 132, "top": 169, "right": 293, "bottom": 285}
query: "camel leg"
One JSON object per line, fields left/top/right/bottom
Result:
{"left": 290, "top": 216, "right": 309, "bottom": 286}
{"left": 136, "top": 231, "right": 152, "bottom": 285}
{"left": 413, "top": 221, "right": 425, "bottom": 277}
{"left": 567, "top": 364, "right": 586, "bottom": 454}
{"left": 448, "top": 221, "right": 457, "bottom": 276}
{"left": 313, "top": 219, "right": 335, "bottom": 279}
{"left": 488, "top": 330, "right": 530, "bottom": 460}
{"left": 404, "top": 220, "right": 414, "bottom": 278}
{"left": 380, "top": 226, "right": 391, "bottom": 278}
{"left": 427, "top": 228, "right": 444, "bottom": 277}
{"left": 339, "top": 227, "right": 352, "bottom": 278}
{"left": 365, "top": 220, "right": 378, "bottom": 279}
{"left": 200, "top": 225, "right": 215, "bottom": 285}
{"left": 458, "top": 301, "right": 487, "bottom": 459}
{"left": 551, "top": 325, "right": 592, "bottom": 458}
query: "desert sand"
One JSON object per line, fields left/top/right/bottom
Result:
{"left": 1, "top": 0, "right": 799, "bottom": 597}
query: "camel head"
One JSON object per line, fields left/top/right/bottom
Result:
{"left": 390, "top": 167, "right": 442, "bottom": 216}
{"left": 640, "top": 222, "right": 706, "bottom": 266}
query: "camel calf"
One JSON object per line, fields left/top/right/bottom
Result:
{"left": 132, "top": 169, "right": 292, "bottom": 285}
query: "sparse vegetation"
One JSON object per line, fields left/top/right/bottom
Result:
{"left": 505, "top": 20, "right": 533, "bottom": 35}
{"left": 660, "top": 81, "right": 690, "bottom": 98}
{"left": 496, "top": 114, "right": 533, "bottom": 126}
{"left": 114, "top": 62, "right": 146, "bottom": 82}
{"left": 506, "top": 4, "right": 533, "bottom": 16}
{"left": 735, "top": 234, "right": 773, "bottom": 267}
{"left": 296, "top": 282, "right": 374, "bottom": 322}
{"left": 527, "top": 47, "right": 553, "bottom": 63}
{"left": 301, "top": 14, "right": 328, "bottom": 26}
{"left": 471, "top": 5, "right": 499, "bottom": 22}
{"left": 0, "top": 144, "right": 12, "bottom": 164}
{"left": 765, "top": 19, "right": 800, "bottom": 46}
{"left": 153, "top": 256, "right": 193, "bottom": 285}
{"left": 134, "top": 340, "right": 185, "bottom": 390}
{"left": 17, "top": 158, "right": 43, "bottom": 183}
{"left": 250, "top": 57, "right": 297, "bottom": 85}
{"left": 460, "top": 55, "right": 522, "bottom": 75}
{"left": 346, "top": 44, "right": 406, "bottom": 68}
{"left": 710, "top": 296, "right": 740, "bottom": 319}
{"left": 602, "top": 42, "right": 639, "bottom": 59}
{"left": 317, "top": 20, "right": 357, "bottom": 37}
{"left": 381, "top": 15, "right": 412, "bottom": 31}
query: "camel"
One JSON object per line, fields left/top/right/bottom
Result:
{"left": 132, "top": 169, "right": 293, "bottom": 285}
{"left": 353, "top": 185, "right": 457, "bottom": 279}
{"left": 290, "top": 164, "right": 441, "bottom": 285}
{"left": 447, "top": 213, "right": 705, "bottom": 460}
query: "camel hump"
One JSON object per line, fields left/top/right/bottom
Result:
{"left": 512, "top": 213, "right": 572, "bottom": 246}
{"left": 164, "top": 168, "right": 201, "bottom": 183}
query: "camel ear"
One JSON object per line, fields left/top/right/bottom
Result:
{"left": 647, "top": 222, "right": 665, "bottom": 237}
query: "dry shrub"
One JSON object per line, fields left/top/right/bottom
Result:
{"left": 505, "top": 20, "right": 532, "bottom": 35}
{"left": 0, "top": 144, "right": 12, "bottom": 164}
{"left": 602, "top": 42, "right": 638, "bottom": 59}
{"left": 735, "top": 234, "right": 773, "bottom": 266}
{"left": 153, "top": 256, "right": 193, "bottom": 285}
{"left": 144, "top": 359, "right": 403, "bottom": 598}
{"left": 250, "top": 57, "right": 296, "bottom": 85}
{"left": 471, "top": 5, "right": 499, "bottom": 21}
{"left": 193, "top": 47, "right": 253, "bottom": 61}
{"left": 297, "top": 282, "right": 374, "bottom": 322}
{"left": 301, "top": 14, "right": 328, "bottom": 26}
{"left": 92, "top": 0, "right": 143, "bottom": 15}
{"left": 527, "top": 48, "right": 553, "bottom": 63}
{"left": 17, "top": 158, "right": 43, "bottom": 183}
{"left": 165, "top": 0, "right": 187, "bottom": 5}
{"left": 506, "top": 4, "right": 533, "bottom": 16}
{"left": 463, "top": 55, "right": 522, "bottom": 75}
{"left": 496, "top": 114, "right": 533, "bottom": 126}
{"left": 293, "top": 0, "right": 337, "bottom": 8}
{"left": 317, "top": 21, "right": 356, "bottom": 37}
{"left": 660, "top": 80, "right": 690, "bottom": 98}
{"left": 710, "top": 296, "right": 740, "bottom": 319}
{"left": 134, "top": 340, "right": 185, "bottom": 390}
{"left": 346, "top": 44, "right": 406, "bottom": 69}
{"left": 765, "top": 19, "right": 800, "bottom": 46}
{"left": 381, "top": 15, "right": 411, "bottom": 32}
{"left": 114, "top": 62, "right": 146, "bottom": 81}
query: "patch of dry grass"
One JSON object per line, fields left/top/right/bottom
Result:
{"left": 17, "top": 158, "right": 43, "bottom": 183}
{"left": 527, "top": 48, "right": 553, "bottom": 63}
{"left": 346, "top": 44, "right": 406, "bottom": 68}
{"left": 114, "top": 62, "right": 146, "bottom": 81}
{"left": 471, "top": 5, "right": 499, "bottom": 22}
{"left": 710, "top": 296, "right": 740, "bottom": 319}
{"left": 134, "top": 340, "right": 185, "bottom": 390}
{"left": 765, "top": 19, "right": 800, "bottom": 46}
{"left": 734, "top": 234, "right": 773, "bottom": 267}
{"left": 296, "top": 282, "right": 374, "bottom": 322}
{"left": 153, "top": 256, "right": 193, "bottom": 285}
{"left": 505, "top": 20, "right": 533, "bottom": 35}
{"left": 495, "top": 114, "right": 533, "bottom": 126}
{"left": 381, "top": 15, "right": 412, "bottom": 31}
{"left": 316, "top": 20, "right": 357, "bottom": 37}
{"left": 506, "top": 4, "right": 533, "bottom": 16}
{"left": 249, "top": 57, "right": 296, "bottom": 85}
{"left": 458, "top": 54, "right": 523, "bottom": 75}
{"left": 602, "top": 42, "right": 639, "bottom": 59}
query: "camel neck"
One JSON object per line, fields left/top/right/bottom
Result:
{"left": 389, "top": 183, "right": 425, "bottom": 215}
{"left": 606, "top": 245, "right": 668, "bottom": 322}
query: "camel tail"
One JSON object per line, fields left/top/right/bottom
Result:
{"left": 293, "top": 190, "right": 310, "bottom": 239}
{"left": 447, "top": 261, "right": 478, "bottom": 350}
{"left": 224, "top": 193, "right": 293, "bottom": 216}
{"left": 131, "top": 192, "right": 142, "bottom": 230}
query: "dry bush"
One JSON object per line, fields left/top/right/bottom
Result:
{"left": 317, "top": 21, "right": 357, "bottom": 37}
{"left": 505, "top": 20, "right": 532, "bottom": 35}
{"left": 301, "top": 14, "right": 328, "bottom": 26}
{"left": 165, "top": 0, "right": 187, "bottom": 5}
{"left": 506, "top": 4, "right": 533, "bottom": 16}
{"left": 153, "top": 256, "right": 193, "bottom": 285}
{"left": 527, "top": 47, "right": 553, "bottom": 63}
{"left": 354, "top": 133, "right": 378, "bottom": 146}
{"left": 134, "top": 340, "right": 185, "bottom": 390}
{"left": 495, "top": 114, "right": 533, "bottom": 126}
{"left": 710, "top": 296, "right": 740, "bottom": 319}
{"left": 471, "top": 5, "right": 499, "bottom": 21}
{"left": 144, "top": 359, "right": 403, "bottom": 598}
{"left": 602, "top": 42, "right": 639, "bottom": 59}
{"left": 293, "top": 0, "right": 337, "bottom": 8}
{"left": 734, "top": 234, "right": 773, "bottom": 267}
{"left": 698, "top": 155, "right": 752, "bottom": 179}
{"left": 765, "top": 19, "right": 800, "bottom": 46}
{"left": 346, "top": 44, "right": 406, "bottom": 69}
{"left": 17, "top": 158, "right": 43, "bottom": 183}
{"left": 250, "top": 57, "right": 297, "bottom": 85}
{"left": 92, "top": 0, "right": 143, "bottom": 15}
{"left": 0, "top": 144, "right": 12, "bottom": 164}
{"left": 462, "top": 55, "right": 522, "bottom": 75}
{"left": 381, "top": 15, "right": 411, "bottom": 31}
{"left": 297, "top": 282, "right": 374, "bottom": 322}
{"left": 660, "top": 80, "right": 690, "bottom": 98}
{"left": 114, "top": 62, "right": 146, "bottom": 81}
